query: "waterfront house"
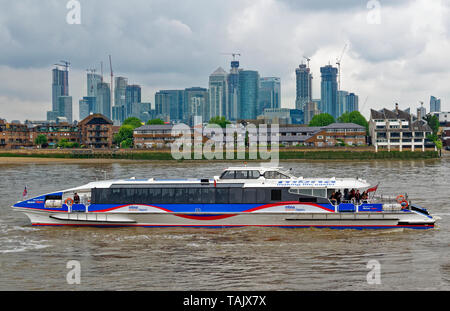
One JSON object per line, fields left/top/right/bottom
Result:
{"left": 369, "top": 104, "right": 433, "bottom": 152}
{"left": 78, "top": 114, "right": 114, "bottom": 149}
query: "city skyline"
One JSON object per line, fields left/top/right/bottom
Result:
{"left": 1, "top": 0, "right": 450, "bottom": 121}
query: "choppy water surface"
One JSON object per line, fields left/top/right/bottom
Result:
{"left": 0, "top": 159, "right": 449, "bottom": 290}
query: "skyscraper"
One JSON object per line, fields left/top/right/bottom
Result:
{"left": 208, "top": 67, "right": 228, "bottom": 121}
{"left": 346, "top": 93, "right": 359, "bottom": 113}
{"left": 96, "top": 82, "right": 111, "bottom": 119}
{"left": 239, "top": 70, "right": 260, "bottom": 120}
{"left": 79, "top": 96, "right": 96, "bottom": 120}
{"left": 126, "top": 84, "right": 142, "bottom": 119}
{"left": 227, "top": 60, "right": 240, "bottom": 121}
{"left": 184, "top": 87, "right": 208, "bottom": 124}
{"left": 155, "top": 90, "right": 184, "bottom": 122}
{"left": 320, "top": 65, "right": 338, "bottom": 119}
{"left": 58, "top": 96, "right": 73, "bottom": 123}
{"left": 295, "top": 64, "right": 312, "bottom": 111}
{"left": 112, "top": 76, "right": 128, "bottom": 124}
{"left": 304, "top": 101, "right": 320, "bottom": 124}
{"left": 87, "top": 72, "right": 102, "bottom": 98}
{"left": 430, "top": 96, "right": 441, "bottom": 113}
{"left": 258, "top": 77, "right": 281, "bottom": 116}
{"left": 52, "top": 67, "right": 69, "bottom": 112}
{"left": 48, "top": 65, "right": 71, "bottom": 122}
{"left": 337, "top": 90, "right": 348, "bottom": 119}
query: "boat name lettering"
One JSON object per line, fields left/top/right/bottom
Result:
{"left": 277, "top": 180, "right": 336, "bottom": 185}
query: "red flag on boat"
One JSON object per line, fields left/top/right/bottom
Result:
{"left": 367, "top": 184, "right": 378, "bottom": 193}
{"left": 23, "top": 185, "right": 28, "bottom": 197}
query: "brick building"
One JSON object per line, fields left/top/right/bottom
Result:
{"left": 31, "top": 123, "right": 79, "bottom": 147}
{"left": 0, "top": 120, "right": 33, "bottom": 149}
{"left": 78, "top": 114, "right": 114, "bottom": 149}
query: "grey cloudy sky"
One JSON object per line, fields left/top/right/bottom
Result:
{"left": 0, "top": 0, "right": 449, "bottom": 121}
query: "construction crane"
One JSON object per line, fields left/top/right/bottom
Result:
{"left": 100, "top": 61, "right": 104, "bottom": 82}
{"left": 109, "top": 55, "right": 114, "bottom": 107}
{"left": 303, "top": 56, "right": 311, "bottom": 68}
{"left": 221, "top": 52, "right": 241, "bottom": 61}
{"left": 336, "top": 44, "right": 348, "bottom": 91}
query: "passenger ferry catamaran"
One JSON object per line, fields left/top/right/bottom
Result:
{"left": 12, "top": 166, "right": 438, "bottom": 229}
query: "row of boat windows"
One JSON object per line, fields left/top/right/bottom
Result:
{"left": 220, "top": 170, "right": 291, "bottom": 180}
{"left": 91, "top": 187, "right": 289, "bottom": 204}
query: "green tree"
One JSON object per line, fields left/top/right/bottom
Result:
{"left": 114, "top": 124, "right": 134, "bottom": 148}
{"left": 423, "top": 114, "right": 439, "bottom": 134}
{"left": 123, "top": 117, "right": 143, "bottom": 129}
{"left": 34, "top": 134, "right": 48, "bottom": 148}
{"left": 209, "top": 116, "right": 231, "bottom": 128}
{"left": 309, "top": 113, "right": 335, "bottom": 127}
{"left": 426, "top": 133, "right": 442, "bottom": 150}
{"left": 338, "top": 111, "right": 369, "bottom": 133}
{"left": 146, "top": 118, "right": 165, "bottom": 125}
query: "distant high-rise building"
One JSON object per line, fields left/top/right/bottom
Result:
{"left": 79, "top": 99, "right": 89, "bottom": 121}
{"left": 125, "top": 84, "right": 141, "bottom": 119}
{"left": 417, "top": 102, "right": 426, "bottom": 120}
{"left": 320, "top": 65, "right": 338, "bottom": 119}
{"left": 184, "top": 87, "right": 208, "bottom": 124}
{"left": 96, "top": 82, "right": 111, "bottom": 119}
{"left": 87, "top": 73, "right": 102, "bottom": 98}
{"left": 258, "top": 77, "right": 280, "bottom": 116}
{"left": 295, "top": 64, "right": 312, "bottom": 111}
{"left": 227, "top": 60, "right": 240, "bottom": 120}
{"left": 430, "top": 96, "right": 441, "bottom": 113}
{"left": 112, "top": 76, "right": 128, "bottom": 124}
{"left": 49, "top": 65, "right": 71, "bottom": 123}
{"left": 337, "top": 90, "right": 348, "bottom": 119}
{"left": 58, "top": 96, "right": 73, "bottom": 123}
{"left": 239, "top": 70, "right": 260, "bottom": 120}
{"left": 52, "top": 67, "right": 69, "bottom": 113}
{"left": 304, "top": 101, "right": 320, "bottom": 124}
{"left": 79, "top": 96, "right": 96, "bottom": 120}
{"left": 155, "top": 90, "right": 184, "bottom": 122}
{"left": 208, "top": 67, "right": 228, "bottom": 121}
{"left": 346, "top": 93, "right": 359, "bottom": 113}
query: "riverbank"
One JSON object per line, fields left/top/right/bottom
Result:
{"left": 0, "top": 147, "right": 441, "bottom": 163}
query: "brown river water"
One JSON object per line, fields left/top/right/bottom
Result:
{"left": 0, "top": 159, "right": 449, "bottom": 290}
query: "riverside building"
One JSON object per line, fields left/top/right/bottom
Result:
{"left": 369, "top": 104, "right": 433, "bottom": 152}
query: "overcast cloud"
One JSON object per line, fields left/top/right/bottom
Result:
{"left": 0, "top": 0, "right": 449, "bottom": 121}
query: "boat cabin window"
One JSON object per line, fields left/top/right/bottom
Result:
{"left": 220, "top": 170, "right": 261, "bottom": 179}
{"left": 271, "top": 189, "right": 282, "bottom": 201}
{"left": 264, "top": 171, "right": 290, "bottom": 179}
{"left": 288, "top": 188, "right": 326, "bottom": 198}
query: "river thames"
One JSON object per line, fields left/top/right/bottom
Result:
{"left": 0, "top": 159, "right": 449, "bottom": 290}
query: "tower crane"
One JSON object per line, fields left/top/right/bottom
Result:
{"left": 336, "top": 44, "right": 348, "bottom": 91}
{"left": 109, "top": 55, "right": 114, "bottom": 106}
{"left": 303, "top": 56, "right": 311, "bottom": 68}
{"left": 221, "top": 52, "right": 241, "bottom": 61}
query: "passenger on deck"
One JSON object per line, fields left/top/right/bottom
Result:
{"left": 74, "top": 193, "right": 80, "bottom": 204}
{"left": 361, "top": 191, "right": 368, "bottom": 203}
{"left": 336, "top": 190, "right": 342, "bottom": 204}
{"left": 355, "top": 190, "right": 361, "bottom": 205}
{"left": 329, "top": 191, "right": 337, "bottom": 205}
{"left": 343, "top": 189, "right": 349, "bottom": 202}
{"left": 349, "top": 188, "right": 356, "bottom": 202}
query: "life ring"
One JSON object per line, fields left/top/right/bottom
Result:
{"left": 396, "top": 195, "right": 406, "bottom": 204}
{"left": 400, "top": 200, "right": 409, "bottom": 208}
{"left": 65, "top": 198, "right": 74, "bottom": 206}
